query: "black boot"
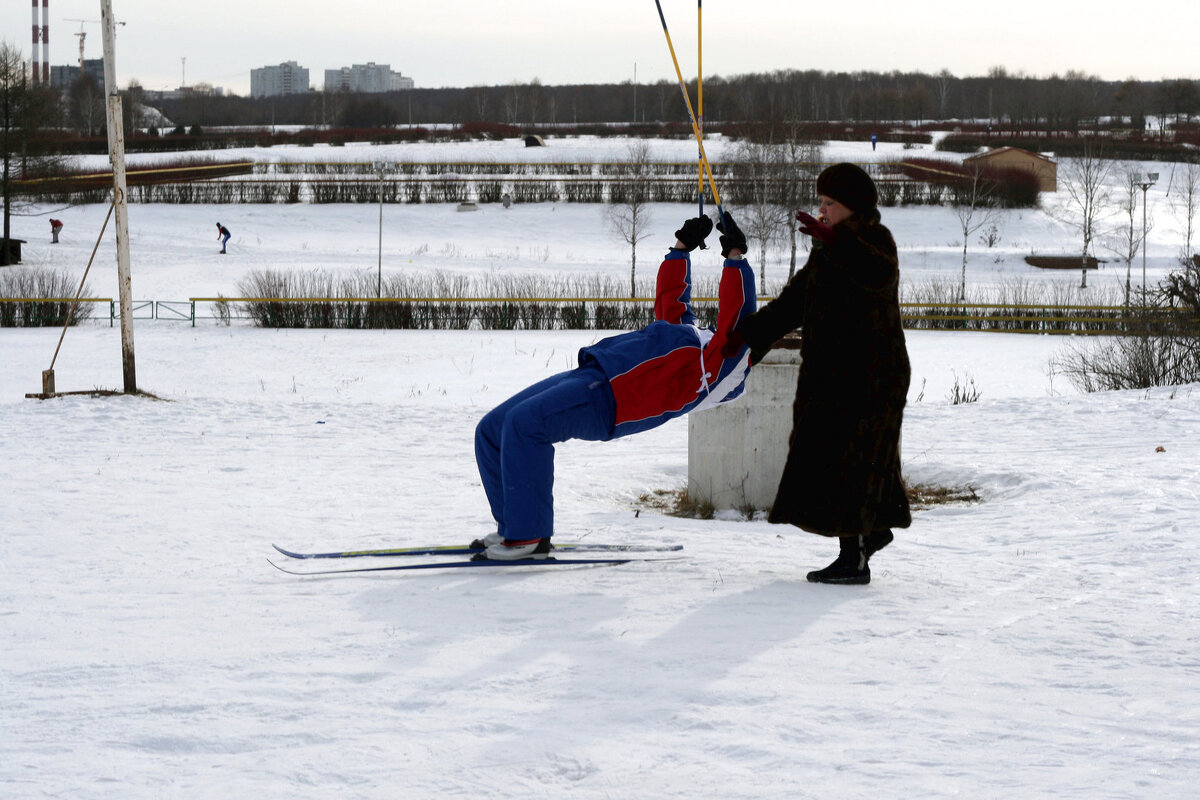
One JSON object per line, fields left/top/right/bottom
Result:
{"left": 806, "top": 534, "right": 870, "bottom": 585}
{"left": 864, "top": 529, "right": 894, "bottom": 558}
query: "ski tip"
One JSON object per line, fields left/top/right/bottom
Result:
{"left": 267, "top": 557, "right": 332, "bottom": 576}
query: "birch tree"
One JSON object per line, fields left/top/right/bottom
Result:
{"left": 608, "top": 141, "right": 655, "bottom": 298}
{"left": 1110, "top": 167, "right": 1152, "bottom": 307}
{"left": 732, "top": 138, "right": 790, "bottom": 294}
{"left": 1058, "top": 140, "right": 1115, "bottom": 289}
{"left": 781, "top": 132, "right": 822, "bottom": 280}
{"left": 1170, "top": 159, "right": 1200, "bottom": 264}
{"left": 952, "top": 162, "right": 1002, "bottom": 302}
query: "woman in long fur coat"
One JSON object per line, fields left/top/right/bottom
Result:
{"left": 730, "top": 162, "right": 911, "bottom": 585}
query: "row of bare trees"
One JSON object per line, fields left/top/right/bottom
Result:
{"left": 602, "top": 134, "right": 1200, "bottom": 306}
{"left": 940, "top": 144, "right": 1200, "bottom": 304}
{"left": 1055, "top": 142, "right": 1200, "bottom": 298}
{"left": 141, "top": 68, "right": 1200, "bottom": 134}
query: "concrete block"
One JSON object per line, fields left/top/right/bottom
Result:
{"left": 688, "top": 338, "right": 801, "bottom": 512}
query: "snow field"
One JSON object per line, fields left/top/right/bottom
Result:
{"left": 3, "top": 136, "right": 1199, "bottom": 797}
{"left": 2, "top": 321, "right": 1198, "bottom": 798}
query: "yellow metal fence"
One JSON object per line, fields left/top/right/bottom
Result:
{"left": 3, "top": 297, "right": 1195, "bottom": 335}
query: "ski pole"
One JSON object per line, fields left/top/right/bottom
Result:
{"left": 697, "top": 0, "right": 704, "bottom": 218}
{"left": 652, "top": 0, "right": 723, "bottom": 220}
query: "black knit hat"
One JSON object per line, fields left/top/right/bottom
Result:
{"left": 816, "top": 163, "right": 878, "bottom": 213}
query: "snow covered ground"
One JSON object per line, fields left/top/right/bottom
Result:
{"left": 3, "top": 137, "right": 1199, "bottom": 798}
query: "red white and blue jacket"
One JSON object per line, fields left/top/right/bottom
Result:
{"left": 578, "top": 249, "right": 757, "bottom": 438}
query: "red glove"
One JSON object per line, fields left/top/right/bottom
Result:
{"left": 796, "top": 211, "right": 835, "bottom": 245}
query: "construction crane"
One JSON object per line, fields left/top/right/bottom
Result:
{"left": 63, "top": 18, "right": 125, "bottom": 72}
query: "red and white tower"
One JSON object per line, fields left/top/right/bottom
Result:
{"left": 41, "top": 0, "right": 50, "bottom": 84}
{"left": 31, "top": 0, "right": 49, "bottom": 83}
{"left": 30, "top": 0, "right": 39, "bottom": 82}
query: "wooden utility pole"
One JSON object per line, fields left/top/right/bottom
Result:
{"left": 101, "top": 0, "right": 136, "bottom": 392}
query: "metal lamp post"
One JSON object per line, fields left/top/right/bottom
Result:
{"left": 1136, "top": 172, "right": 1158, "bottom": 307}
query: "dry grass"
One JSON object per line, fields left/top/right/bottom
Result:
{"left": 906, "top": 482, "right": 980, "bottom": 511}
{"left": 636, "top": 489, "right": 715, "bottom": 520}
{"left": 635, "top": 481, "right": 978, "bottom": 519}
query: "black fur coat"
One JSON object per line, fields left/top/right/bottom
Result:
{"left": 737, "top": 217, "right": 912, "bottom": 536}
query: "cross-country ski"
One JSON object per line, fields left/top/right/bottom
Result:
{"left": 267, "top": 554, "right": 683, "bottom": 576}
{"left": 271, "top": 541, "right": 684, "bottom": 560}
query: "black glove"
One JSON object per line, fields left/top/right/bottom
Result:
{"left": 721, "top": 328, "right": 746, "bottom": 359}
{"left": 674, "top": 215, "right": 714, "bottom": 251}
{"left": 716, "top": 211, "right": 747, "bottom": 258}
{"left": 721, "top": 327, "right": 765, "bottom": 366}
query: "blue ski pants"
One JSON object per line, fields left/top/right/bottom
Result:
{"left": 475, "top": 363, "right": 615, "bottom": 542}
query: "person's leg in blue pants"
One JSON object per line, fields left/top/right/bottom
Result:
{"left": 475, "top": 364, "right": 613, "bottom": 542}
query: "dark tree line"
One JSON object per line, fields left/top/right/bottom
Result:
{"left": 147, "top": 68, "right": 1200, "bottom": 134}
{"left": 3, "top": 42, "right": 71, "bottom": 263}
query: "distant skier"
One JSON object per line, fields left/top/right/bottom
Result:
{"left": 50, "top": 219, "right": 63, "bottom": 243}
{"left": 472, "top": 213, "right": 757, "bottom": 560}
{"left": 216, "top": 222, "right": 231, "bottom": 254}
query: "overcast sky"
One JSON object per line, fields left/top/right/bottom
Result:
{"left": 10, "top": 0, "right": 1196, "bottom": 95}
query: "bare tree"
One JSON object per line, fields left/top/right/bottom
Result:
{"left": 0, "top": 42, "right": 19, "bottom": 262}
{"left": 468, "top": 86, "right": 490, "bottom": 122}
{"left": 1170, "top": 159, "right": 1200, "bottom": 263}
{"left": 502, "top": 82, "right": 522, "bottom": 125}
{"left": 121, "top": 79, "right": 152, "bottom": 133}
{"left": 731, "top": 137, "right": 791, "bottom": 294}
{"left": 525, "top": 78, "right": 544, "bottom": 126}
{"left": 1053, "top": 257, "right": 1200, "bottom": 391}
{"left": 780, "top": 131, "right": 822, "bottom": 280}
{"left": 935, "top": 69, "right": 954, "bottom": 119}
{"left": 2, "top": 42, "right": 65, "bottom": 264}
{"left": 1057, "top": 140, "right": 1115, "bottom": 288}
{"left": 608, "top": 141, "right": 655, "bottom": 298}
{"left": 318, "top": 88, "right": 350, "bottom": 129}
{"left": 1157, "top": 79, "right": 1200, "bottom": 127}
{"left": 1108, "top": 167, "right": 1152, "bottom": 307}
{"left": 952, "top": 162, "right": 1003, "bottom": 301}
{"left": 68, "top": 74, "right": 105, "bottom": 136}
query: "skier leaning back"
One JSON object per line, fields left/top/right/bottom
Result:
{"left": 472, "top": 212, "right": 757, "bottom": 560}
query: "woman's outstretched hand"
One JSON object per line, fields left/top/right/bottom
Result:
{"left": 796, "top": 211, "right": 835, "bottom": 245}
